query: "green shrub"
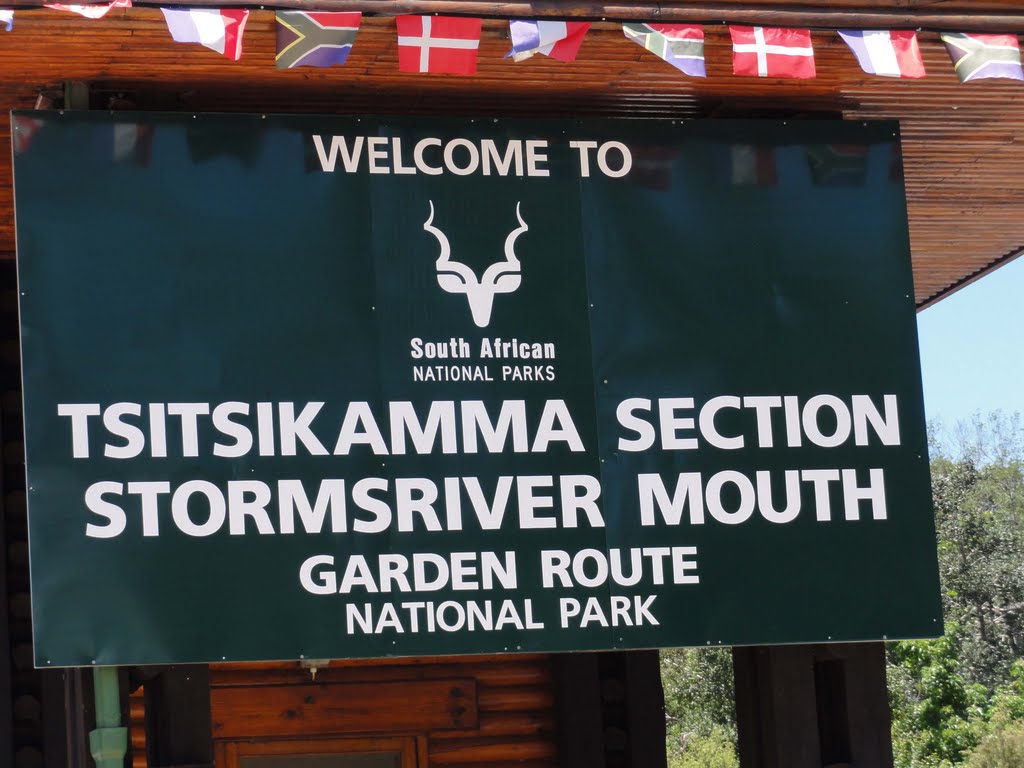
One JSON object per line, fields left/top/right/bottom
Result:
{"left": 667, "top": 726, "right": 738, "bottom": 768}
{"left": 966, "top": 722, "right": 1024, "bottom": 768}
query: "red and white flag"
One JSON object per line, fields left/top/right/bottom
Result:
{"left": 45, "top": 0, "right": 129, "bottom": 19}
{"left": 397, "top": 15, "right": 481, "bottom": 75}
{"left": 509, "top": 20, "right": 590, "bottom": 62}
{"left": 730, "top": 26, "right": 816, "bottom": 79}
{"left": 161, "top": 8, "right": 250, "bottom": 61}
{"left": 838, "top": 30, "right": 926, "bottom": 78}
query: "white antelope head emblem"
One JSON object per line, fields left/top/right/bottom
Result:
{"left": 423, "top": 200, "right": 527, "bottom": 328}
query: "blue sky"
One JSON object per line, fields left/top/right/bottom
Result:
{"left": 917, "top": 255, "right": 1024, "bottom": 427}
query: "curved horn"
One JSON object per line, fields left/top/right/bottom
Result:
{"left": 423, "top": 200, "right": 451, "bottom": 263}
{"left": 503, "top": 202, "right": 528, "bottom": 265}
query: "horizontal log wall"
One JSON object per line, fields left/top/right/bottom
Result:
{"left": 209, "top": 654, "right": 559, "bottom": 768}
{"left": 212, "top": 679, "right": 480, "bottom": 738}
{"left": 128, "top": 688, "right": 147, "bottom": 768}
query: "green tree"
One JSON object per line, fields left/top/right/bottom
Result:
{"left": 660, "top": 413, "right": 1024, "bottom": 767}
{"left": 930, "top": 414, "right": 1024, "bottom": 689}
{"left": 661, "top": 647, "right": 737, "bottom": 765}
{"left": 888, "top": 628, "right": 989, "bottom": 765}
{"left": 889, "top": 412, "right": 1024, "bottom": 766}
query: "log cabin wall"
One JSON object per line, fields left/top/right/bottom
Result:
{"left": 129, "top": 687, "right": 147, "bottom": 768}
{"left": 122, "top": 650, "right": 665, "bottom": 768}
{"left": 209, "top": 655, "right": 558, "bottom": 767}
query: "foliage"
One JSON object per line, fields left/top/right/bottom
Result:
{"left": 889, "top": 412, "right": 1024, "bottom": 767}
{"left": 888, "top": 628, "right": 989, "bottom": 765}
{"left": 666, "top": 726, "right": 738, "bottom": 768}
{"left": 965, "top": 721, "right": 1024, "bottom": 768}
{"left": 661, "top": 412, "right": 1024, "bottom": 767}
{"left": 661, "top": 647, "right": 738, "bottom": 766}
{"left": 930, "top": 414, "right": 1024, "bottom": 688}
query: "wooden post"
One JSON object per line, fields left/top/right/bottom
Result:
{"left": 733, "top": 643, "right": 893, "bottom": 768}
{"left": 554, "top": 651, "right": 666, "bottom": 768}
{"left": 143, "top": 665, "right": 213, "bottom": 768}
{"left": 0, "top": 387, "right": 11, "bottom": 767}
{"left": 41, "top": 667, "right": 119, "bottom": 768}
{"left": 624, "top": 651, "right": 667, "bottom": 768}
{"left": 554, "top": 653, "right": 606, "bottom": 768}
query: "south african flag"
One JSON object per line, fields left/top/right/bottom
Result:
{"left": 276, "top": 11, "right": 361, "bottom": 69}
{"left": 940, "top": 33, "right": 1024, "bottom": 83}
{"left": 623, "top": 23, "right": 706, "bottom": 78}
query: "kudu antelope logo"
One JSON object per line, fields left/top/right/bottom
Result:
{"left": 423, "top": 200, "right": 528, "bottom": 328}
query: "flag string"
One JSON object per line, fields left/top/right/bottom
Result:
{"left": 2, "top": 4, "right": 1024, "bottom": 84}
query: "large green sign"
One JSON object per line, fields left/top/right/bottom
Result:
{"left": 13, "top": 112, "right": 941, "bottom": 666}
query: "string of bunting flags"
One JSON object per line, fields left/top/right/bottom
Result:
{"left": 1, "top": 2, "right": 1023, "bottom": 83}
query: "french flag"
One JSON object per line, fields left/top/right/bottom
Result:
{"left": 839, "top": 30, "right": 926, "bottom": 78}
{"left": 161, "top": 8, "right": 250, "bottom": 61}
{"left": 509, "top": 20, "right": 590, "bottom": 62}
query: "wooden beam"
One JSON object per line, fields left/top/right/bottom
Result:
{"left": 553, "top": 654, "right": 606, "bottom": 768}
{"left": 0, "top": 399, "right": 11, "bottom": 768}
{"left": 624, "top": 651, "right": 667, "bottom": 768}
{"left": 144, "top": 665, "right": 213, "bottom": 768}
{"left": 735, "top": 646, "right": 818, "bottom": 767}
{"left": 553, "top": 651, "right": 667, "bottom": 768}
{"left": 733, "top": 643, "right": 894, "bottom": 768}
{"left": 41, "top": 668, "right": 107, "bottom": 768}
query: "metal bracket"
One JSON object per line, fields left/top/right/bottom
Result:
{"left": 63, "top": 81, "right": 89, "bottom": 110}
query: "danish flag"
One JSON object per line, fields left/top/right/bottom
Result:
{"left": 730, "top": 26, "right": 816, "bottom": 79}
{"left": 397, "top": 15, "right": 482, "bottom": 75}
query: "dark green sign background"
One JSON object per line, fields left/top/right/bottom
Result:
{"left": 13, "top": 112, "right": 941, "bottom": 666}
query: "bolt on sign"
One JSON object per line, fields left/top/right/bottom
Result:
{"left": 12, "top": 112, "right": 941, "bottom": 666}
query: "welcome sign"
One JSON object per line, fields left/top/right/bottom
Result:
{"left": 13, "top": 112, "right": 941, "bottom": 666}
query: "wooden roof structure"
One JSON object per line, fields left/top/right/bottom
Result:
{"left": 0, "top": 0, "right": 1021, "bottom": 307}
